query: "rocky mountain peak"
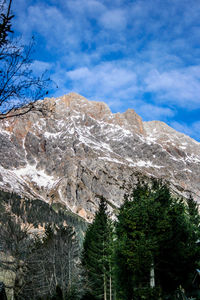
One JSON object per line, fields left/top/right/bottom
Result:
{"left": 0, "top": 93, "right": 200, "bottom": 221}
{"left": 32, "top": 93, "right": 144, "bottom": 134}
{"left": 35, "top": 93, "right": 112, "bottom": 120}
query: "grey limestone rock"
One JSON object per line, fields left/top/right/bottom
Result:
{"left": 0, "top": 93, "right": 199, "bottom": 221}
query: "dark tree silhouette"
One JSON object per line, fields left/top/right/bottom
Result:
{"left": 115, "top": 181, "right": 200, "bottom": 300}
{"left": 0, "top": 0, "right": 13, "bottom": 47}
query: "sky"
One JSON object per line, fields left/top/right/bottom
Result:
{"left": 11, "top": 0, "right": 200, "bottom": 141}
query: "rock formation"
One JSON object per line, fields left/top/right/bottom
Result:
{"left": 0, "top": 93, "right": 200, "bottom": 221}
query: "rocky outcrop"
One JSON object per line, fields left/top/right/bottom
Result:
{"left": 0, "top": 93, "right": 200, "bottom": 221}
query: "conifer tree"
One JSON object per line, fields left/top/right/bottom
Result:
{"left": 187, "top": 194, "right": 200, "bottom": 228}
{"left": 115, "top": 180, "right": 200, "bottom": 299}
{"left": 82, "top": 197, "right": 114, "bottom": 300}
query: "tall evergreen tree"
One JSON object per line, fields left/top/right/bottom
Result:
{"left": 82, "top": 197, "right": 114, "bottom": 300}
{"left": 115, "top": 180, "right": 200, "bottom": 300}
{"left": 187, "top": 195, "right": 200, "bottom": 228}
{"left": 184, "top": 195, "right": 200, "bottom": 298}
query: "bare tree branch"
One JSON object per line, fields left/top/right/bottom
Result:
{"left": 0, "top": 0, "right": 14, "bottom": 47}
{"left": 0, "top": 0, "right": 52, "bottom": 118}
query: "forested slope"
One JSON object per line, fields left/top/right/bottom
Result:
{"left": 0, "top": 190, "right": 88, "bottom": 299}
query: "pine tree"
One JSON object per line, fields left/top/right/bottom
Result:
{"left": 184, "top": 195, "right": 200, "bottom": 298}
{"left": 107, "top": 219, "right": 116, "bottom": 300}
{"left": 187, "top": 194, "right": 200, "bottom": 228}
{"left": 115, "top": 180, "right": 200, "bottom": 299}
{"left": 82, "top": 197, "right": 114, "bottom": 300}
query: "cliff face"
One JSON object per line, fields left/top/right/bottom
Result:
{"left": 0, "top": 93, "right": 200, "bottom": 221}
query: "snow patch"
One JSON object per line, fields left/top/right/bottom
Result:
{"left": 14, "top": 164, "right": 56, "bottom": 188}
{"left": 99, "top": 157, "right": 124, "bottom": 164}
{"left": 133, "top": 160, "right": 163, "bottom": 169}
{"left": 145, "top": 136, "right": 156, "bottom": 145}
{"left": 0, "top": 129, "right": 11, "bottom": 137}
{"left": 44, "top": 132, "right": 61, "bottom": 139}
{"left": 4, "top": 120, "right": 10, "bottom": 127}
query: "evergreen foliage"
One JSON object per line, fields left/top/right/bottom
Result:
{"left": 82, "top": 197, "right": 114, "bottom": 300}
{"left": 0, "top": 181, "right": 200, "bottom": 300}
{"left": 115, "top": 180, "right": 200, "bottom": 299}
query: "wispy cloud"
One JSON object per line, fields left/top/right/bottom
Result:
{"left": 66, "top": 62, "right": 138, "bottom": 100}
{"left": 16, "top": 3, "right": 78, "bottom": 49}
{"left": 11, "top": 0, "right": 200, "bottom": 141}
{"left": 31, "top": 60, "right": 52, "bottom": 75}
{"left": 99, "top": 9, "right": 127, "bottom": 30}
{"left": 136, "top": 104, "right": 175, "bottom": 121}
{"left": 144, "top": 66, "right": 200, "bottom": 109}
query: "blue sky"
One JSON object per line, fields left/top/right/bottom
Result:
{"left": 11, "top": 0, "right": 200, "bottom": 141}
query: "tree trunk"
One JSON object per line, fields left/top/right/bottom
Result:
{"left": 104, "top": 272, "right": 107, "bottom": 300}
{"left": 109, "top": 274, "right": 112, "bottom": 300}
{"left": 150, "top": 261, "right": 155, "bottom": 288}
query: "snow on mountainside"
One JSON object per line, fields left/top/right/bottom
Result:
{"left": 0, "top": 93, "right": 200, "bottom": 221}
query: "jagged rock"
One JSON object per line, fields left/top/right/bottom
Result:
{"left": 0, "top": 93, "right": 200, "bottom": 221}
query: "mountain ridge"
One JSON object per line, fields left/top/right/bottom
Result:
{"left": 0, "top": 93, "right": 199, "bottom": 220}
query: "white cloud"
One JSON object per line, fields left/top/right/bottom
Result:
{"left": 67, "top": 67, "right": 91, "bottom": 80}
{"left": 66, "top": 0, "right": 106, "bottom": 16}
{"left": 13, "top": 2, "right": 80, "bottom": 50}
{"left": 66, "top": 62, "right": 137, "bottom": 99}
{"left": 31, "top": 60, "right": 52, "bottom": 75}
{"left": 144, "top": 66, "right": 200, "bottom": 108}
{"left": 99, "top": 9, "right": 127, "bottom": 30}
{"left": 10, "top": 0, "right": 200, "bottom": 142}
{"left": 136, "top": 104, "right": 175, "bottom": 121}
{"left": 28, "top": 5, "right": 77, "bottom": 47}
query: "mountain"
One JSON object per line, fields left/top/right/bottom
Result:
{"left": 0, "top": 93, "right": 199, "bottom": 221}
